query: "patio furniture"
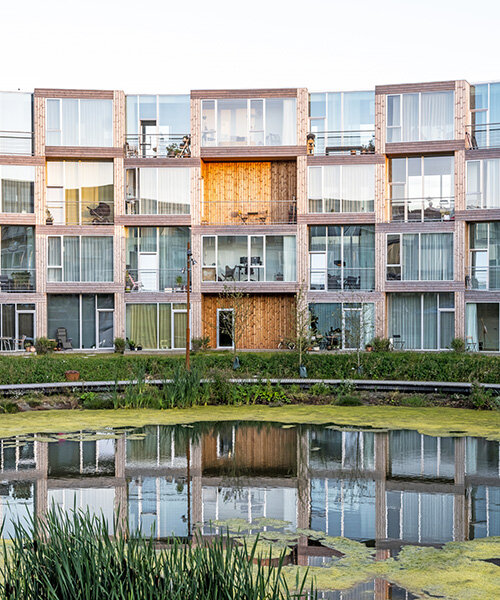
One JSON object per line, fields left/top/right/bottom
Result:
{"left": 465, "top": 336, "right": 478, "bottom": 351}
{"left": 127, "top": 271, "right": 144, "bottom": 291}
{"left": 391, "top": 335, "right": 405, "bottom": 350}
{"left": 221, "top": 265, "right": 236, "bottom": 281}
{"left": 56, "top": 327, "right": 73, "bottom": 350}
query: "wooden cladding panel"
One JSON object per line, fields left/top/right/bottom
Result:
{"left": 375, "top": 91, "right": 386, "bottom": 153}
{"left": 385, "top": 140, "right": 465, "bottom": 154}
{"left": 297, "top": 88, "right": 308, "bottom": 146}
{"left": 298, "top": 213, "right": 376, "bottom": 225}
{"left": 124, "top": 158, "right": 201, "bottom": 168}
{"left": 202, "top": 293, "right": 295, "bottom": 349}
{"left": 0, "top": 156, "right": 44, "bottom": 166}
{"left": 202, "top": 160, "right": 296, "bottom": 225}
{"left": 376, "top": 221, "right": 455, "bottom": 233}
{"left": 201, "top": 428, "right": 297, "bottom": 474}
{"left": 375, "top": 81, "right": 456, "bottom": 95}
{"left": 307, "top": 155, "right": 385, "bottom": 166}
{"left": 191, "top": 88, "right": 298, "bottom": 99}
{"left": 201, "top": 146, "right": 306, "bottom": 159}
{"left": 465, "top": 149, "right": 500, "bottom": 160}
{"left": 45, "top": 147, "right": 123, "bottom": 158}
{"left": 34, "top": 89, "right": 115, "bottom": 99}
{"left": 455, "top": 209, "right": 500, "bottom": 222}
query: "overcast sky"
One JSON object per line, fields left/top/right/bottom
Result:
{"left": 1, "top": 0, "right": 499, "bottom": 93}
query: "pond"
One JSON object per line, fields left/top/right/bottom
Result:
{"left": 0, "top": 418, "right": 499, "bottom": 598}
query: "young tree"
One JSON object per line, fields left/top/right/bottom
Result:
{"left": 290, "top": 282, "right": 315, "bottom": 377}
{"left": 342, "top": 303, "right": 374, "bottom": 373}
{"left": 214, "top": 284, "right": 254, "bottom": 365}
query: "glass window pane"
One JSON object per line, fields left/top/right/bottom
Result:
{"left": 126, "top": 304, "right": 157, "bottom": 349}
{"left": 265, "top": 98, "right": 296, "bottom": 145}
{"left": 402, "top": 93, "right": 419, "bottom": 141}
{"left": 61, "top": 99, "right": 79, "bottom": 145}
{"left": 82, "top": 294, "right": 96, "bottom": 349}
{"left": 159, "top": 303, "right": 172, "bottom": 349}
{"left": 218, "top": 99, "right": 247, "bottom": 146}
{"left": 201, "top": 100, "right": 216, "bottom": 147}
{"left": 421, "top": 91, "right": 454, "bottom": 140}
{"left": 47, "top": 294, "right": 80, "bottom": 348}
{"left": 158, "top": 95, "right": 190, "bottom": 135}
{"left": 1, "top": 165, "right": 35, "bottom": 213}
{"left": 80, "top": 100, "right": 113, "bottom": 147}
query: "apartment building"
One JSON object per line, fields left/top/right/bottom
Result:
{"left": 0, "top": 80, "right": 499, "bottom": 351}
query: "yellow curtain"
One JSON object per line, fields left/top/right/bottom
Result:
{"left": 173, "top": 311, "right": 187, "bottom": 349}
{"left": 159, "top": 304, "right": 172, "bottom": 349}
{"left": 126, "top": 304, "right": 157, "bottom": 349}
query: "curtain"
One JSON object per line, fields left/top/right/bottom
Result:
{"left": 440, "top": 311, "right": 455, "bottom": 350}
{"left": 421, "top": 91, "right": 454, "bottom": 141}
{"left": 283, "top": 235, "right": 296, "bottom": 282}
{"left": 402, "top": 234, "right": 419, "bottom": 280}
{"left": 159, "top": 227, "right": 189, "bottom": 289}
{"left": 489, "top": 222, "right": 500, "bottom": 289}
{"left": 126, "top": 304, "right": 157, "bottom": 349}
{"left": 64, "top": 162, "right": 79, "bottom": 225}
{"left": 308, "top": 166, "right": 323, "bottom": 213}
{"left": 1, "top": 166, "right": 34, "bottom": 213}
{"left": 159, "top": 304, "right": 172, "bottom": 349}
{"left": 158, "top": 168, "right": 190, "bottom": 215}
{"left": 466, "top": 304, "right": 479, "bottom": 349}
{"left": 485, "top": 159, "right": 500, "bottom": 209}
{"left": 81, "top": 295, "right": 96, "bottom": 349}
{"left": 47, "top": 295, "right": 80, "bottom": 347}
{"left": 139, "top": 169, "right": 157, "bottom": 214}
{"left": 466, "top": 161, "right": 481, "bottom": 208}
{"left": 322, "top": 165, "right": 340, "bottom": 212}
{"left": 62, "top": 99, "right": 79, "bottom": 146}
{"left": 63, "top": 237, "right": 80, "bottom": 282}
{"left": 81, "top": 237, "right": 113, "bottom": 282}
{"left": 342, "top": 165, "right": 374, "bottom": 212}
{"left": 402, "top": 94, "right": 419, "bottom": 141}
{"left": 309, "top": 303, "right": 342, "bottom": 338}
{"left": 389, "top": 294, "right": 421, "bottom": 349}
{"left": 342, "top": 225, "right": 375, "bottom": 290}
{"left": 48, "top": 237, "right": 62, "bottom": 282}
{"left": 420, "top": 493, "right": 454, "bottom": 543}
{"left": 173, "top": 311, "right": 187, "bottom": 349}
{"left": 420, "top": 233, "right": 453, "bottom": 280}
{"left": 80, "top": 99, "right": 113, "bottom": 147}
{"left": 80, "top": 162, "right": 114, "bottom": 223}
{"left": 281, "top": 98, "right": 296, "bottom": 145}
{"left": 423, "top": 294, "right": 438, "bottom": 349}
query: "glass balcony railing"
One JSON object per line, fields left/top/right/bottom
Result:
{"left": 46, "top": 201, "right": 114, "bottom": 225}
{"left": 466, "top": 123, "right": 500, "bottom": 149}
{"left": 0, "top": 268, "right": 36, "bottom": 292}
{"left": 308, "top": 198, "right": 374, "bottom": 213}
{"left": 307, "top": 130, "right": 375, "bottom": 156}
{"left": 125, "top": 197, "right": 189, "bottom": 216}
{"left": 309, "top": 267, "right": 375, "bottom": 291}
{"left": 0, "top": 131, "right": 33, "bottom": 155}
{"left": 390, "top": 197, "right": 454, "bottom": 222}
{"left": 201, "top": 199, "right": 297, "bottom": 225}
{"left": 125, "top": 269, "right": 188, "bottom": 292}
{"left": 466, "top": 266, "right": 500, "bottom": 290}
{"left": 125, "top": 134, "right": 191, "bottom": 158}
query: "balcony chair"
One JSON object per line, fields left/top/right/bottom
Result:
{"left": 56, "top": 328, "right": 73, "bottom": 350}
{"left": 126, "top": 272, "right": 144, "bottom": 291}
{"left": 88, "top": 202, "right": 112, "bottom": 224}
{"left": 221, "top": 265, "right": 236, "bottom": 281}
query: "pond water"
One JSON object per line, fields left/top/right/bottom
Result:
{"left": 0, "top": 421, "right": 498, "bottom": 598}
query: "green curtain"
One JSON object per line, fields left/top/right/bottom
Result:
{"left": 126, "top": 304, "right": 157, "bottom": 349}
{"left": 159, "top": 304, "right": 172, "bottom": 349}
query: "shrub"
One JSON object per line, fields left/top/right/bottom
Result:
{"left": 310, "top": 382, "right": 331, "bottom": 396}
{"left": 191, "top": 336, "right": 210, "bottom": 352}
{"left": 80, "top": 391, "right": 114, "bottom": 410}
{"left": 371, "top": 337, "right": 391, "bottom": 352}
{"left": 160, "top": 364, "right": 206, "bottom": 409}
{"left": 451, "top": 337, "right": 466, "bottom": 353}
{"left": 470, "top": 382, "right": 500, "bottom": 410}
{"left": 114, "top": 337, "right": 125, "bottom": 354}
{"left": 34, "top": 337, "right": 56, "bottom": 355}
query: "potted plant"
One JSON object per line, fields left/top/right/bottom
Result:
{"left": 45, "top": 209, "right": 54, "bottom": 225}
{"left": 65, "top": 370, "right": 80, "bottom": 382}
{"left": 126, "top": 338, "right": 136, "bottom": 351}
{"left": 365, "top": 342, "right": 373, "bottom": 352}
{"left": 175, "top": 275, "right": 184, "bottom": 292}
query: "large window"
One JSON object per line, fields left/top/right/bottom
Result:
{"left": 202, "top": 235, "right": 296, "bottom": 282}
{"left": 0, "top": 226, "right": 35, "bottom": 292}
{"left": 125, "top": 227, "right": 190, "bottom": 291}
{"left": 469, "top": 82, "right": 500, "bottom": 149}
{"left": 466, "top": 159, "right": 500, "bottom": 209}
{"left": 126, "top": 303, "right": 187, "bottom": 349}
{"left": 46, "top": 161, "right": 114, "bottom": 225}
{"left": 0, "top": 92, "right": 32, "bottom": 154}
{"left": 126, "top": 95, "right": 190, "bottom": 157}
{"left": 309, "top": 303, "right": 374, "bottom": 350}
{"left": 309, "top": 225, "right": 375, "bottom": 291}
{"left": 47, "top": 236, "right": 113, "bottom": 282}
{"left": 0, "top": 165, "right": 34, "bottom": 213}
{"left": 0, "top": 303, "right": 35, "bottom": 350}
{"left": 308, "top": 165, "right": 374, "bottom": 213}
{"left": 389, "top": 156, "right": 454, "bottom": 221}
{"left": 467, "top": 223, "right": 500, "bottom": 290}
{"left": 388, "top": 293, "right": 455, "bottom": 350}
{"left": 47, "top": 294, "right": 114, "bottom": 349}
{"left": 201, "top": 98, "right": 297, "bottom": 147}
{"left": 46, "top": 98, "right": 113, "bottom": 147}
{"left": 126, "top": 168, "right": 190, "bottom": 215}
{"left": 387, "top": 233, "right": 453, "bottom": 281}
{"left": 466, "top": 303, "right": 499, "bottom": 352}
{"left": 386, "top": 91, "right": 454, "bottom": 142}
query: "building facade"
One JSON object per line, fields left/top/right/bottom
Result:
{"left": 0, "top": 80, "right": 499, "bottom": 351}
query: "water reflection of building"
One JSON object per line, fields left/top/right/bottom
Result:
{"left": 0, "top": 425, "right": 498, "bottom": 552}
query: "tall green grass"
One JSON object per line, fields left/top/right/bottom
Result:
{"left": 0, "top": 508, "right": 312, "bottom": 599}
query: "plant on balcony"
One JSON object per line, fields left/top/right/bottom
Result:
{"left": 45, "top": 208, "right": 54, "bottom": 225}
{"left": 11, "top": 271, "right": 31, "bottom": 291}
{"left": 167, "top": 143, "right": 180, "bottom": 158}
{"left": 175, "top": 275, "right": 184, "bottom": 292}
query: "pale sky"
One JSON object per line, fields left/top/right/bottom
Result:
{"left": 1, "top": 0, "right": 499, "bottom": 93}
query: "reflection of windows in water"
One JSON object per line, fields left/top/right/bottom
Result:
{"left": 216, "top": 427, "right": 235, "bottom": 459}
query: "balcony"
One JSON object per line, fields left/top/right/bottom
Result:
{"left": 201, "top": 199, "right": 297, "bottom": 225}
{"left": 0, "top": 131, "right": 33, "bottom": 155}
{"left": 466, "top": 123, "right": 500, "bottom": 150}
{"left": 0, "top": 269, "right": 35, "bottom": 293}
{"left": 125, "top": 134, "right": 191, "bottom": 159}
{"left": 390, "top": 197, "right": 454, "bottom": 222}
{"left": 307, "top": 130, "right": 375, "bottom": 156}
{"left": 125, "top": 197, "right": 189, "bottom": 216}
{"left": 46, "top": 201, "right": 114, "bottom": 225}
{"left": 125, "top": 268, "right": 188, "bottom": 293}
{"left": 465, "top": 267, "right": 500, "bottom": 290}
{"left": 309, "top": 267, "right": 375, "bottom": 291}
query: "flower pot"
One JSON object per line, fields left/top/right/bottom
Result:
{"left": 65, "top": 370, "right": 80, "bottom": 382}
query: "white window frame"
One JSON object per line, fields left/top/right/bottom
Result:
{"left": 47, "top": 235, "right": 114, "bottom": 283}
{"left": 217, "top": 307, "right": 234, "bottom": 349}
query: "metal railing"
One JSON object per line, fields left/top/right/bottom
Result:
{"left": 0, "top": 131, "right": 33, "bottom": 155}
{"left": 308, "top": 198, "right": 374, "bottom": 213}
{"left": 466, "top": 123, "right": 500, "bottom": 149}
{"left": 307, "top": 130, "right": 375, "bottom": 156}
{"left": 46, "top": 201, "right": 114, "bottom": 225}
{"left": 465, "top": 266, "right": 500, "bottom": 290}
{"left": 466, "top": 192, "right": 500, "bottom": 210}
{"left": 125, "top": 133, "right": 191, "bottom": 158}
{"left": 0, "top": 269, "right": 36, "bottom": 293}
{"left": 390, "top": 197, "right": 454, "bottom": 222}
{"left": 309, "top": 267, "right": 375, "bottom": 291}
{"left": 125, "top": 197, "right": 189, "bottom": 216}
{"left": 200, "top": 200, "right": 297, "bottom": 225}
{"left": 125, "top": 268, "right": 188, "bottom": 292}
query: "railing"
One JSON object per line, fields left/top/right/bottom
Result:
{"left": 125, "top": 197, "right": 189, "bottom": 216}
{"left": 390, "top": 197, "right": 454, "bottom": 222}
{"left": 465, "top": 266, "right": 500, "bottom": 290}
{"left": 202, "top": 263, "right": 293, "bottom": 283}
{"left": 125, "top": 134, "right": 191, "bottom": 158}
{"left": 0, "top": 269, "right": 36, "bottom": 293}
{"left": 0, "top": 131, "right": 33, "bottom": 155}
{"left": 46, "top": 201, "right": 114, "bottom": 225}
{"left": 466, "top": 123, "right": 500, "bottom": 149}
{"left": 307, "top": 130, "right": 375, "bottom": 156}
{"left": 200, "top": 200, "right": 297, "bottom": 225}
{"left": 466, "top": 192, "right": 500, "bottom": 210}
{"left": 308, "top": 198, "right": 374, "bottom": 213}
{"left": 309, "top": 267, "right": 375, "bottom": 291}
{"left": 125, "top": 269, "right": 188, "bottom": 292}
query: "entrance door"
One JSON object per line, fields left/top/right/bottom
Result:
{"left": 217, "top": 309, "right": 234, "bottom": 349}
{"left": 138, "top": 253, "right": 158, "bottom": 291}
{"left": 98, "top": 311, "right": 114, "bottom": 348}
{"left": 17, "top": 310, "right": 35, "bottom": 350}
